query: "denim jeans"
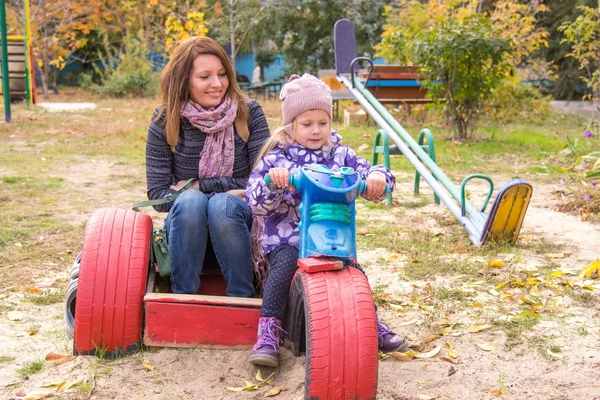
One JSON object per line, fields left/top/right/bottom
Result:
{"left": 164, "top": 190, "right": 254, "bottom": 297}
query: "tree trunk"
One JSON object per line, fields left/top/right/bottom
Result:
{"left": 41, "top": 2, "right": 49, "bottom": 99}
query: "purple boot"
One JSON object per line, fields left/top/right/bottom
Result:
{"left": 378, "top": 319, "right": 409, "bottom": 353}
{"left": 249, "top": 317, "right": 286, "bottom": 368}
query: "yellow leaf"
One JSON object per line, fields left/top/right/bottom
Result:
{"left": 487, "top": 260, "right": 504, "bottom": 268}
{"left": 389, "top": 304, "right": 404, "bottom": 312}
{"left": 439, "top": 356, "right": 458, "bottom": 364}
{"left": 476, "top": 342, "right": 495, "bottom": 351}
{"left": 579, "top": 260, "right": 600, "bottom": 279}
{"left": 413, "top": 345, "right": 442, "bottom": 359}
{"left": 56, "top": 381, "right": 67, "bottom": 392}
{"left": 264, "top": 386, "right": 288, "bottom": 397}
{"left": 518, "top": 310, "right": 540, "bottom": 318}
{"left": 529, "top": 285, "right": 542, "bottom": 297}
{"left": 142, "top": 360, "right": 155, "bottom": 371}
{"left": 467, "top": 324, "right": 491, "bottom": 333}
{"left": 546, "top": 253, "right": 565, "bottom": 259}
{"left": 389, "top": 352, "right": 414, "bottom": 361}
{"left": 494, "top": 281, "right": 508, "bottom": 290}
{"left": 549, "top": 271, "right": 565, "bottom": 278}
{"left": 472, "top": 302, "right": 483, "bottom": 308}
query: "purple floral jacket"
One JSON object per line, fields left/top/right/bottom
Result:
{"left": 245, "top": 131, "right": 396, "bottom": 255}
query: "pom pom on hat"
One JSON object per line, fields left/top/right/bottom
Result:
{"left": 280, "top": 73, "right": 332, "bottom": 135}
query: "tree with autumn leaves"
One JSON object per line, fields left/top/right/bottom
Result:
{"left": 5, "top": 0, "right": 266, "bottom": 98}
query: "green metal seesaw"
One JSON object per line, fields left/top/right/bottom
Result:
{"left": 333, "top": 19, "right": 533, "bottom": 246}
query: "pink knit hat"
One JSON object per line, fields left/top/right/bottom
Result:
{"left": 280, "top": 73, "right": 333, "bottom": 135}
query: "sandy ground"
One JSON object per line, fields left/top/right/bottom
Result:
{"left": 1, "top": 160, "right": 599, "bottom": 400}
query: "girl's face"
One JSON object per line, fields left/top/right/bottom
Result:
{"left": 292, "top": 109, "right": 331, "bottom": 150}
{"left": 188, "top": 54, "right": 229, "bottom": 108}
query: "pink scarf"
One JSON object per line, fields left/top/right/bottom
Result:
{"left": 180, "top": 97, "right": 238, "bottom": 178}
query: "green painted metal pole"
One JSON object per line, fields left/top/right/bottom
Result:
{"left": 0, "top": 0, "right": 11, "bottom": 122}
{"left": 352, "top": 78, "right": 477, "bottom": 216}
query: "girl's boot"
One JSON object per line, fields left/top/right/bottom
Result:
{"left": 377, "top": 319, "right": 409, "bottom": 353}
{"left": 249, "top": 317, "right": 285, "bottom": 367}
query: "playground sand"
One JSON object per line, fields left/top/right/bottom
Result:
{"left": 1, "top": 112, "right": 599, "bottom": 399}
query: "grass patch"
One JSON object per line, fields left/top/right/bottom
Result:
{"left": 0, "top": 355, "right": 16, "bottom": 364}
{"left": 25, "top": 288, "right": 66, "bottom": 306}
{"left": 16, "top": 360, "right": 44, "bottom": 377}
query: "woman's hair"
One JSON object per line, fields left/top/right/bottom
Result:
{"left": 157, "top": 36, "right": 249, "bottom": 148}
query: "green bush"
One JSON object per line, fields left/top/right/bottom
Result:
{"left": 89, "top": 36, "right": 159, "bottom": 97}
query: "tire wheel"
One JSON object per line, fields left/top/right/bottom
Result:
{"left": 285, "top": 267, "right": 379, "bottom": 400}
{"left": 73, "top": 208, "right": 152, "bottom": 357}
{"left": 64, "top": 277, "right": 78, "bottom": 340}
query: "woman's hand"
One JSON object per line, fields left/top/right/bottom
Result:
{"left": 170, "top": 180, "right": 200, "bottom": 191}
{"left": 227, "top": 189, "right": 246, "bottom": 200}
{"left": 364, "top": 173, "right": 387, "bottom": 199}
{"left": 268, "top": 167, "right": 295, "bottom": 191}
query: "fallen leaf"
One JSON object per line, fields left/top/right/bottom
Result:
{"left": 579, "top": 260, "right": 600, "bottom": 279}
{"left": 389, "top": 352, "right": 414, "bottom": 361}
{"left": 467, "top": 324, "right": 491, "bottom": 333}
{"left": 28, "top": 288, "right": 43, "bottom": 293}
{"left": 476, "top": 342, "right": 495, "bottom": 351}
{"left": 386, "top": 253, "right": 403, "bottom": 261}
{"left": 472, "top": 302, "right": 483, "bottom": 308}
{"left": 549, "top": 271, "right": 565, "bottom": 278}
{"left": 490, "top": 389, "right": 505, "bottom": 396}
{"left": 358, "top": 143, "right": 369, "bottom": 152}
{"left": 413, "top": 345, "right": 442, "bottom": 359}
{"left": 546, "top": 253, "right": 565, "bottom": 259}
{"left": 487, "top": 260, "right": 505, "bottom": 268}
{"left": 226, "top": 381, "right": 259, "bottom": 392}
{"left": 16, "top": 331, "right": 35, "bottom": 337}
{"left": 7, "top": 311, "right": 24, "bottom": 321}
{"left": 41, "top": 381, "right": 65, "bottom": 388}
{"left": 439, "top": 356, "right": 458, "bottom": 364}
{"left": 389, "top": 304, "right": 404, "bottom": 312}
{"left": 23, "top": 390, "right": 53, "bottom": 400}
{"left": 546, "top": 349, "right": 564, "bottom": 359}
{"left": 45, "top": 352, "right": 74, "bottom": 365}
{"left": 264, "top": 386, "right": 288, "bottom": 397}
{"left": 142, "top": 360, "right": 155, "bottom": 371}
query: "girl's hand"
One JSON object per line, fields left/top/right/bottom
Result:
{"left": 170, "top": 179, "right": 200, "bottom": 191}
{"left": 268, "top": 168, "right": 295, "bottom": 191}
{"left": 364, "top": 173, "right": 386, "bottom": 199}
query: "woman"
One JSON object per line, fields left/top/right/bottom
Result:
{"left": 146, "top": 36, "right": 270, "bottom": 297}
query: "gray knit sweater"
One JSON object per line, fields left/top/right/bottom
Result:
{"left": 146, "top": 99, "right": 271, "bottom": 212}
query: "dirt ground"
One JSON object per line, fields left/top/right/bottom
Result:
{"left": 1, "top": 108, "right": 599, "bottom": 400}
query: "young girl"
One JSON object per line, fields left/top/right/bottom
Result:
{"left": 245, "top": 73, "right": 408, "bottom": 368}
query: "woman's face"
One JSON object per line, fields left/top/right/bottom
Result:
{"left": 188, "top": 54, "right": 229, "bottom": 108}
{"left": 293, "top": 109, "right": 331, "bottom": 150}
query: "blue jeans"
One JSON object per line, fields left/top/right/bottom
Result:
{"left": 164, "top": 190, "right": 254, "bottom": 297}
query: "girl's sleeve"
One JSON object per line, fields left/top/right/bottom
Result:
{"left": 343, "top": 146, "right": 396, "bottom": 202}
{"left": 146, "top": 107, "right": 176, "bottom": 212}
{"left": 245, "top": 153, "right": 287, "bottom": 217}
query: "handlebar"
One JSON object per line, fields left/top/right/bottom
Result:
{"left": 264, "top": 172, "right": 390, "bottom": 196}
